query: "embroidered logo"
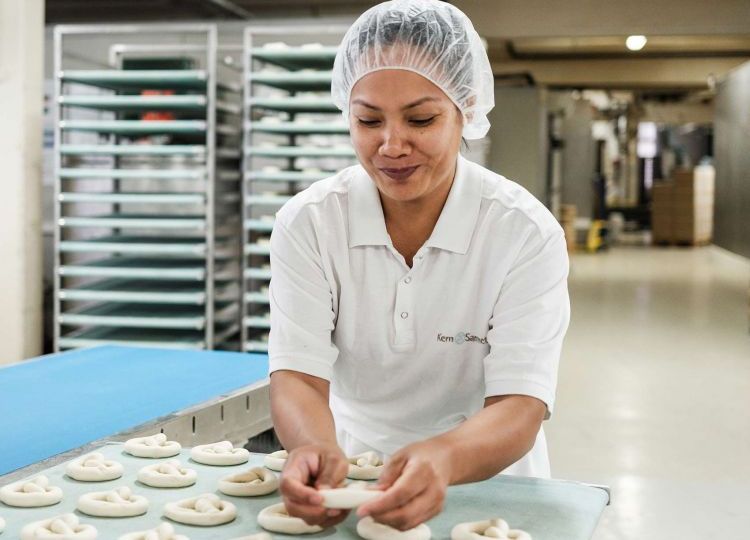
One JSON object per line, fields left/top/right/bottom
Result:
{"left": 437, "top": 332, "right": 488, "bottom": 345}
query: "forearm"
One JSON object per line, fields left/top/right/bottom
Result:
{"left": 270, "top": 370, "right": 338, "bottom": 450}
{"left": 434, "top": 395, "right": 547, "bottom": 485}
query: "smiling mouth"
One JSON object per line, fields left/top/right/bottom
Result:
{"left": 379, "top": 166, "right": 419, "bottom": 180}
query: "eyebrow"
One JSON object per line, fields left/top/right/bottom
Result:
{"left": 351, "top": 97, "right": 439, "bottom": 111}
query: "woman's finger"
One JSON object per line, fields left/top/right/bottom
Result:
{"left": 369, "top": 484, "right": 443, "bottom": 530}
{"left": 357, "top": 461, "right": 426, "bottom": 517}
{"left": 375, "top": 452, "right": 407, "bottom": 490}
{"left": 314, "top": 452, "right": 349, "bottom": 489}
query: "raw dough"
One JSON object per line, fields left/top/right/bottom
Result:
{"left": 137, "top": 460, "right": 197, "bottom": 488}
{"left": 319, "top": 482, "right": 383, "bottom": 509}
{"left": 347, "top": 451, "right": 384, "bottom": 480}
{"left": 20, "top": 513, "right": 97, "bottom": 540}
{"left": 357, "top": 517, "right": 431, "bottom": 540}
{"left": 0, "top": 475, "right": 63, "bottom": 507}
{"left": 190, "top": 441, "right": 249, "bottom": 466}
{"left": 119, "top": 522, "right": 188, "bottom": 540}
{"left": 77, "top": 486, "right": 149, "bottom": 518}
{"left": 450, "top": 519, "right": 531, "bottom": 540}
{"left": 257, "top": 502, "right": 323, "bottom": 535}
{"left": 163, "top": 493, "right": 237, "bottom": 527}
{"left": 263, "top": 450, "right": 288, "bottom": 471}
{"left": 218, "top": 467, "right": 279, "bottom": 497}
{"left": 230, "top": 535, "right": 272, "bottom": 540}
{"left": 124, "top": 434, "right": 181, "bottom": 459}
{"left": 66, "top": 453, "right": 124, "bottom": 482}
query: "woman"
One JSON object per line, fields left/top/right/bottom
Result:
{"left": 268, "top": 0, "right": 570, "bottom": 532}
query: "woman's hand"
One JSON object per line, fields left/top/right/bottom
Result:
{"left": 279, "top": 443, "right": 351, "bottom": 528}
{"left": 357, "top": 439, "right": 454, "bottom": 531}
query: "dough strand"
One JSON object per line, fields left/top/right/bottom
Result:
{"left": 347, "top": 451, "right": 384, "bottom": 480}
{"left": 77, "top": 486, "right": 149, "bottom": 518}
{"left": 163, "top": 493, "right": 237, "bottom": 526}
{"left": 124, "top": 434, "right": 181, "bottom": 459}
{"left": 0, "top": 475, "right": 63, "bottom": 507}
{"left": 137, "top": 460, "right": 197, "bottom": 488}
{"left": 118, "top": 522, "right": 188, "bottom": 540}
{"left": 218, "top": 467, "right": 279, "bottom": 497}
{"left": 319, "top": 482, "right": 383, "bottom": 509}
{"left": 20, "top": 513, "right": 97, "bottom": 540}
{"left": 263, "top": 450, "right": 288, "bottom": 472}
{"left": 190, "top": 441, "right": 250, "bottom": 466}
{"left": 357, "top": 516, "right": 431, "bottom": 540}
{"left": 257, "top": 502, "right": 323, "bottom": 534}
{"left": 66, "top": 452, "right": 124, "bottom": 482}
{"left": 451, "top": 519, "right": 531, "bottom": 540}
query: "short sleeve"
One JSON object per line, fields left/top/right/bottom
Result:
{"left": 483, "top": 230, "right": 570, "bottom": 418}
{"left": 268, "top": 217, "right": 339, "bottom": 380}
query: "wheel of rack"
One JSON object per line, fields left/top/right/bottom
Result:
{"left": 241, "top": 27, "right": 356, "bottom": 353}
{"left": 53, "top": 24, "right": 243, "bottom": 351}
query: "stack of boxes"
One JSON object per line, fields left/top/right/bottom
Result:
{"left": 651, "top": 165, "right": 715, "bottom": 245}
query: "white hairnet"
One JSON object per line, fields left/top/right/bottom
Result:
{"left": 331, "top": 0, "right": 494, "bottom": 140}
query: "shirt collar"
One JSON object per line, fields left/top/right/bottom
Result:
{"left": 348, "top": 154, "right": 482, "bottom": 254}
{"left": 348, "top": 165, "right": 391, "bottom": 247}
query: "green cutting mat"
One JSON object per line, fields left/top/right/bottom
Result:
{"left": 0, "top": 443, "right": 608, "bottom": 539}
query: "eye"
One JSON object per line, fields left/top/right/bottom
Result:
{"left": 357, "top": 119, "right": 381, "bottom": 127}
{"left": 410, "top": 117, "right": 436, "bottom": 127}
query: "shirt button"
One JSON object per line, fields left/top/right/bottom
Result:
{"left": 401, "top": 312, "right": 409, "bottom": 319}
{"left": 404, "top": 277, "right": 412, "bottom": 284}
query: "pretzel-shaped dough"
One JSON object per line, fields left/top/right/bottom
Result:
{"left": 125, "top": 434, "right": 181, "bottom": 459}
{"left": 137, "top": 460, "right": 197, "bottom": 488}
{"left": 163, "top": 493, "right": 237, "bottom": 526}
{"left": 77, "top": 486, "right": 149, "bottom": 518}
{"left": 451, "top": 519, "right": 531, "bottom": 540}
{"left": 218, "top": 466, "right": 279, "bottom": 497}
{"left": 189, "top": 441, "right": 249, "bottom": 466}
{"left": 118, "top": 522, "right": 188, "bottom": 540}
{"left": 66, "top": 452, "right": 124, "bottom": 482}
{"left": 20, "top": 513, "right": 97, "bottom": 540}
{"left": 319, "top": 481, "right": 383, "bottom": 509}
{"left": 257, "top": 502, "right": 323, "bottom": 534}
{"left": 0, "top": 475, "right": 63, "bottom": 507}
{"left": 347, "top": 451, "right": 385, "bottom": 480}
{"left": 357, "top": 516, "right": 431, "bottom": 540}
{"left": 262, "top": 450, "right": 288, "bottom": 471}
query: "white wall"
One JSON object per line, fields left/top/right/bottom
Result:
{"left": 0, "top": 0, "right": 44, "bottom": 364}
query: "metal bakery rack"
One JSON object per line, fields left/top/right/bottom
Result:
{"left": 53, "top": 24, "right": 243, "bottom": 351}
{"left": 241, "top": 26, "right": 357, "bottom": 353}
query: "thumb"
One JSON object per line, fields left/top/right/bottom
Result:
{"left": 376, "top": 453, "right": 406, "bottom": 490}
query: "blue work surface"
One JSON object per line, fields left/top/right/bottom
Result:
{"left": 0, "top": 346, "right": 268, "bottom": 476}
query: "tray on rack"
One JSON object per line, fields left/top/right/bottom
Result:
{"left": 59, "top": 69, "right": 209, "bottom": 90}
{"left": 248, "top": 119, "right": 349, "bottom": 134}
{"left": 249, "top": 70, "right": 333, "bottom": 92}
{"left": 60, "top": 144, "right": 207, "bottom": 157}
{"left": 250, "top": 45, "right": 339, "bottom": 70}
{"left": 59, "top": 258, "right": 210, "bottom": 281}
{"left": 248, "top": 96, "right": 338, "bottom": 113}
{"left": 59, "top": 215, "right": 206, "bottom": 230}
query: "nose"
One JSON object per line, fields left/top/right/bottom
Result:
{"left": 378, "top": 124, "right": 410, "bottom": 159}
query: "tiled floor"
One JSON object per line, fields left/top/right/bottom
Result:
{"left": 546, "top": 245, "right": 750, "bottom": 539}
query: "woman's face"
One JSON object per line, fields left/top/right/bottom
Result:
{"left": 348, "top": 69, "right": 464, "bottom": 205}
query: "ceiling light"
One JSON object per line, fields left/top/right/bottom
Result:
{"left": 626, "top": 35, "right": 648, "bottom": 51}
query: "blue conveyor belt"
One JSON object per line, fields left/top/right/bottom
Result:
{"left": 0, "top": 346, "right": 268, "bottom": 475}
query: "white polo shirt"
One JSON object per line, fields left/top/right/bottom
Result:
{"left": 268, "top": 153, "right": 570, "bottom": 478}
